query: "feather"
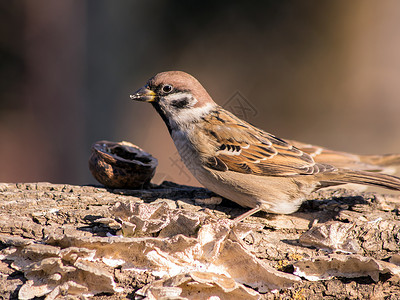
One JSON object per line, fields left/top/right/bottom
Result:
{"left": 198, "top": 108, "right": 333, "bottom": 176}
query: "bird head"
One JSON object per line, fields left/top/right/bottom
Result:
{"left": 130, "top": 71, "right": 217, "bottom": 130}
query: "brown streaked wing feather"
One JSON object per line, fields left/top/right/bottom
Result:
{"left": 202, "top": 108, "right": 334, "bottom": 176}
{"left": 287, "top": 139, "right": 395, "bottom": 172}
{"left": 288, "top": 140, "right": 360, "bottom": 163}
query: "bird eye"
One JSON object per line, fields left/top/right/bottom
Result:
{"left": 161, "top": 84, "right": 173, "bottom": 94}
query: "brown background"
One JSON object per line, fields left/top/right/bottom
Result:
{"left": 1, "top": 1, "right": 400, "bottom": 186}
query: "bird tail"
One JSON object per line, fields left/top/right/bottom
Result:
{"left": 325, "top": 169, "right": 400, "bottom": 191}
{"left": 359, "top": 153, "right": 400, "bottom": 167}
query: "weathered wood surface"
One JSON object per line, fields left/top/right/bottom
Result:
{"left": 0, "top": 182, "right": 399, "bottom": 299}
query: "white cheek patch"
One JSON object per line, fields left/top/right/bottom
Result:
{"left": 173, "top": 102, "right": 215, "bottom": 125}
{"left": 159, "top": 92, "right": 216, "bottom": 129}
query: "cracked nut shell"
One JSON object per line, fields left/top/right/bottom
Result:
{"left": 89, "top": 140, "right": 158, "bottom": 189}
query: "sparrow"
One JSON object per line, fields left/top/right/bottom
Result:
{"left": 130, "top": 71, "right": 400, "bottom": 221}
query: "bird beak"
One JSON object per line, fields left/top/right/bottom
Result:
{"left": 130, "top": 86, "right": 156, "bottom": 102}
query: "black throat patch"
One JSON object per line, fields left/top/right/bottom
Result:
{"left": 151, "top": 102, "right": 172, "bottom": 134}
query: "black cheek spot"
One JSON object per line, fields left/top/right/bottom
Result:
{"left": 171, "top": 98, "right": 189, "bottom": 109}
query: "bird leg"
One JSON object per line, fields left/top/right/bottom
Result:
{"left": 233, "top": 205, "right": 262, "bottom": 224}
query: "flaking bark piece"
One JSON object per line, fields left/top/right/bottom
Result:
{"left": 299, "top": 221, "right": 360, "bottom": 253}
{"left": 111, "top": 201, "right": 170, "bottom": 236}
{"left": 0, "top": 234, "right": 121, "bottom": 299}
{"left": 0, "top": 233, "right": 34, "bottom": 247}
{"left": 214, "top": 238, "right": 301, "bottom": 293}
{"left": 390, "top": 254, "right": 400, "bottom": 266}
{"left": 158, "top": 212, "right": 202, "bottom": 238}
{"left": 111, "top": 201, "right": 205, "bottom": 237}
{"left": 293, "top": 254, "right": 400, "bottom": 282}
{"left": 45, "top": 233, "right": 199, "bottom": 272}
{"left": 136, "top": 272, "right": 260, "bottom": 300}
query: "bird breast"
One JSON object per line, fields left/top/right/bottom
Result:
{"left": 171, "top": 129, "right": 203, "bottom": 174}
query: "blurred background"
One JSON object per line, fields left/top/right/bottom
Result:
{"left": 1, "top": 0, "right": 400, "bottom": 186}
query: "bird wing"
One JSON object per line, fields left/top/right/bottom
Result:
{"left": 287, "top": 140, "right": 363, "bottom": 168}
{"left": 201, "top": 109, "right": 335, "bottom": 176}
{"left": 287, "top": 139, "right": 399, "bottom": 172}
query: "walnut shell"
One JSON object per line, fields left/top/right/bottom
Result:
{"left": 89, "top": 141, "right": 158, "bottom": 189}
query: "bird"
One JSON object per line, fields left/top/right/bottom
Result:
{"left": 130, "top": 71, "right": 400, "bottom": 222}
